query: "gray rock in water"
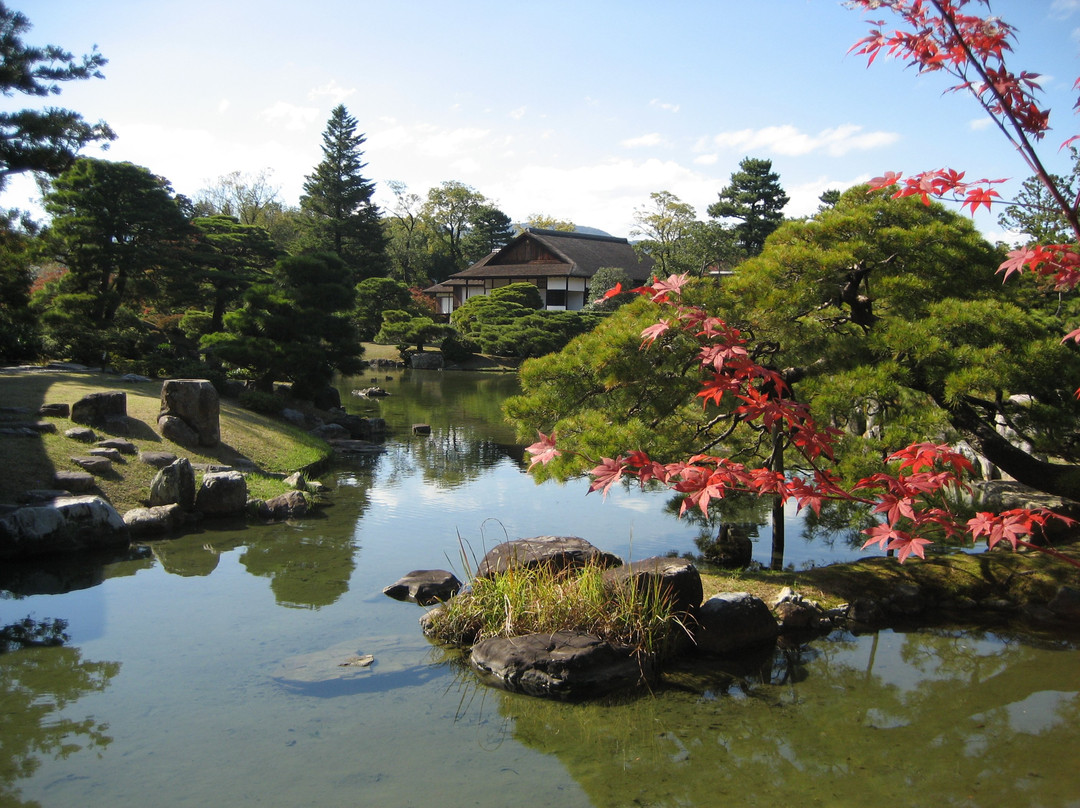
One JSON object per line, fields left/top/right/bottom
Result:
{"left": 124, "top": 503, "right": 186, "bottom": 537}
{"left": 470, "top": 631, "right": 643, "bottom": 700}
{"left": 695, "top": 592, "right": 779, "bottom": 655}
{"left": 384, "top": 569, "right": 462, "bottom": 605}
{"left": 150, "top": 457, "right": 196, "bottom": 510}
{"left": 263, "top": 489, "right": 309, "bottom": 521}
{"left": 0, "top": 495, "right": 128, "bottom": 560}
{"left": 476, "top": 536, "right": 623, "bottom": 578}
{"left": 309, "top": 422, "right": 350, "bottom": 440}
{"left": 195, "top": 470, "right": 248, "bottom": 516}
{"left": 603, "top": 556, "right": 703, "bottom": 617}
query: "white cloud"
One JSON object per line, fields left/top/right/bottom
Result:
{"left": 309, "top": 80, "right": 357, "bottom": 105}
{"left": 1052, "top": 0, "right": 1080, "bottom": 17}
{"left": 693, "top": 153, "right": 719, "bottom": 166}
{"left": 970, "top": 117, "right": 994, "bottom": 131}
{"left": 261, "top": 101, "right": 321, "bottom": 131}
{"left": 650, "top": 99, "right": 680, "bottom": 113}
{"left": 217, "top": 99, "right": 230, "bottom": 114}
{"left": 509, "top": 106, "right": 527, "bottom": 120}
{"left": 708, "top": 124, "right": 900, "bottom": 157}
{"left": 621, "top": 132, "right": 666, "bottom": 149}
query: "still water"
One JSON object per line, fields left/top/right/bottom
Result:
{"left": 2, "top": 370, "right": 1078, "bottom": 807}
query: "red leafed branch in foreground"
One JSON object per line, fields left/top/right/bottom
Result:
{"left": 526, "top": 277, "right": 1077, "bottom": 566}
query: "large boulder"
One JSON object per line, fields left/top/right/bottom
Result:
{"left": 158, "top": 379, "right": 220, "bottom": 447}
{"left": 263, "top": 489, "right": 309, "bottom": 521}
{"left": 603, "top": 556, "right": 703, "bottom": 617}
{"left": 149, "top": 458, "right": 197, "bottom": 510}
{"left": 384, "top": 570, "right": 462, "bottom": 605}
{"left": 70, "top": 390, "right": 127, "bottom": 428}
{"left": 123, "top": 503, "right": 186, "bottom": 537}
{"left": 195, "top": 470, "right": 247, "bottom": 516}
{"left": 469, "top": 631, "right": 643, "bottom": 700}
{"left": 475, "top": 536, "right": 622, "bottom": 578}
{"left": 0, "top": 495, "right": 128, "bottom": 559}
{"left": 695, "top": 592, "right": 779, "bottom": 655}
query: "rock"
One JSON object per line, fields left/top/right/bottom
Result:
{"left": 158, "top": 414, "right": 200, "bottom": 447}
{"left": 88, "top": 447, "right": 124, "bottom": 463}
{"left": 470, "top": 631, "right": 643, "bottom": 700}
{"left": 53, "top": 470, "right": 96, "bottom": 493}
{"left": 283, "top": 472, "right": 307, "bottom": 491}
{"left": 96, "top": 438, "right": 137, "bottom": 455}
{"left": 71, "top": 455, "right": 113, "bottom": 475}
{"left": 0, "top": 421, "right": 56, "bottom": 435}
{"left": 21, "top": 489, "right": 72, "bottom": 503}
{"left": 158, "top": 379, "right": 220, "bottom": 447}
{"left": 352, "top": 387, "right": 389, "bottom": 398}
{"left": 383, "top": 570, "right": 462, "bottom": 605}
{"left": 195, "top": 470, "right": 248, "bottom": 516}
{"left": 65, "top": 427, "right": 97, "bottom": 442}
{"left": 309, "top": 422, "right": 350, "bottom": 440}
{"left": 263, "top": 489, "right": 309, "bottom": 520}
{"left": 312, "top": 385, "right": 341, "bottom": 411}
{"left": 475, "top": 536, "right": 623, "bottom": 578}
{"left": 775, "top": 601, "right": 818, "bottom": 630}
{"left": 1047, "top": 586, "right": 1080, "bottom": 620}
{"left": 0, "top": 495, "right": 128, "bottom": 560}
{"left": 149, "top": 458, "right": 196, "bottom": 510}
{"left": 120, "top": 373, "right": 152, "bottom": 383}
{"left": 38, "top": 402, "right": 70, "bottom": 417}
{"left": 603, "top": 556, "right": 703, "bottom": 616}
{"left": 695, "top": 592, "right": 780, "bottom": 655}
{"left": 281, "top": 408, "right": 306, "bottom": 426}
{"left": 411, "top": 352, "right": 444, "bottom": 370}
{"left": 329, "top": 439, "right": 387, "bottom": 455}
{"left": 700, "top": 524, "right": 753, "bottom": 568}
{"left": 70, "top": 390, "right": 127, "bottom": 427}
{"left": 139, "top": 450, "right": 178, "bottom": 468}
{"left": 329, "top": 413, "right": 379, "bottom": 439}
{"left": 366, "top": 417, "right": 388, "bottom": 435}
{"left": 123, "top": 503, "right": 186, "bottom": 537}
{"left": 412, "top": 423, "right": 431, "bottom": 435}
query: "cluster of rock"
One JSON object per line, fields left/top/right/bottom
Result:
{"left": 382, "top": 536, "right": 840, "bottom": 701}
{"left": 0, "top": 380, "right": 326, "bottom": 560}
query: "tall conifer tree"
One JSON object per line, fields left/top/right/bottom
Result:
{"left": 300, "top": 105, "right": 387, "bottom": 278}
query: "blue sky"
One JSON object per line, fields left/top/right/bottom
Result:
{"left": 6, "top": 0, "right": 1080, "bottom": 240}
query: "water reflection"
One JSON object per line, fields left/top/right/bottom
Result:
{"left": 478, "top": 628, "right": 1080, "bottom": 807}
{"left": 0, "top": 642, "right": 120, "bottom": 808}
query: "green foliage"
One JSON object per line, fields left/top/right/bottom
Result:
{"left": 238, "top": 389, "right": 284, "bottom": 415}
{"left": 43, "top": 158, "right": 191, "bottom": 324}
{"left": 996, "top": 148, "right": 1079, "bottom": 244}
{"left": 423, "top": 559, "right": 683, "bottom": 661}
{"left": 354, "top": 276, "right": 415, "bottom": 340}
{"left": 191, "top": 214, "right": 278, "bottom": 332}
{"left": 202, "top": 252, "right": 364, "bottom": 396}
{"left": 0, "top": 215, "right": 39, "bottom": 361}
{"left": 299, "top": 105, "right": 388, "bottom": 278}
{"left": 450, "top": 283, "right": 599, "bottom": 358}
{"left": 707, "top": 156, "right": 789, "bottom": 255}
{"left": 0, "top": 3, "right": 115, "bottom": 191}
{"left": 374, "top": 309, "right": 453, "bottom": 352}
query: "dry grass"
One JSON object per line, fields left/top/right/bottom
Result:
{"left": 0, "top": 369, "right": 329, "bottom": 512}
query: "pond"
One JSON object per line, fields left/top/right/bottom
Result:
{"left": 1, "top": 370, "right": 1078, "bottom": 807}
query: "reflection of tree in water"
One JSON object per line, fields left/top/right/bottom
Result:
{"left": 0, "top": 621, "right": 120, "bottom": 808}
{"left": 402, "top": 428, "right": 520, "bottom": 489}
{"left": 800, "top": 499, "right": 876, "bottom": 555}
{"left": 468, "top": 628, "right": 1080, "bottom": 807}
{"left": 662, "top": 491, "right": 769, "bottom": 565}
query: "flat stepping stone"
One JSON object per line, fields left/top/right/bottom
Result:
{"left": 140, "top": 450, "right": 178, "bottom": 467}
{"left": 53, "top": 470, "right": 96, "bottom": 492}
{"left": 71, "top": 456, "right": 113, "bottom": 475}
{"left": 65, "top": 427, "right": 97, "bottom": 442}
{"left": 96, "top": 438, "right": 137, "bottom": 455}
{"left": 88, "top": 447, "right": 124, "bottom": 462}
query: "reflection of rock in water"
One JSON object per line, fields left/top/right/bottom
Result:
{"left": 271, "top": 637, "right": 442, "bottom": 697}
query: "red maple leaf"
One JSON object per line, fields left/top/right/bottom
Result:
{"left": 588, "top": 456, "right": 627, "bottom": 498}
{"left": 525, "top": 431, "right": 560, "bottom": 469}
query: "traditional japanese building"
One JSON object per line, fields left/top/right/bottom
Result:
{"left": 426, "top": 228, "right": 654, "bottom": 314}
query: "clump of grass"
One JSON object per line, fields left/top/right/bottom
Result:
{"left": 425, "top": 560, "right": 687, "bottom": 663}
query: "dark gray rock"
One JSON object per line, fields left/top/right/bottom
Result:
{"left": 96, "top": 438, "right": 137, "bottom": 455}
{"left": 603, "top": 556, "right": 703, "bottom": 616}
{"left": 695, "top": 592, "right": 780, "bottom": 655}
{"left": 149, "top": 458, "right": 196, "bottom": 510}
{"left": 1048, "top": 586, "right": 1080, "bottom": 620}
{"left": 65, "top": 427, "right": 97, "bottom": 442}
{"left": 384, "top": 570, "right": 462, "bottom": 605}
{"left": 476, "top": 536, "right": 623, "bottom": 578}
{"left": 412, "top": 423, "right": 431, "bottom": 435}
{"left": 159, "top": 379, "right": 220, "bottom": 447}
{"left": 53, "top": 470, "right": 96, "bottom": 493}
{"left": 0, "top": 495, "right": 128, "bottom": 560}
{"left": 469, "top": 631, "right": 643, "bottom": 700}
{"left": 411, "top": 352, "right": 444, "bottom": 370}
{"left": 38, "top": 402, "right": 70, "bottom": 417}
{"left": 88, "top": 447, "right": 124, "bottom": 463}
{"left": 157, "top": 414, "right": 200, "bottom": 447}
{"left": 195, "top": 470, "right": 248, "bottom": 516}
{"left": 312, "top": 385, "right": 341, "bottom": 411}
{"left": 309, "top": 422, "right": 350, "bottom": 441}
{"left": 139, "top": 450, "right": 178, "bottom": 468}
{"left": 71, "top": 455, "right": 113, "bottom": 475}
{"left": 71, "top": 390, "right": 127, "bottom": 427}
{"left": 263, "top": 489, "right": 309, "bottom": 521}
{"left": 123, "top": 503, "right": 186, "bottom": 537}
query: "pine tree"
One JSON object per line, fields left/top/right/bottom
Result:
{"left": 299, "top": 105, "right": 387, "bottom": 278}
{"left": 707, "top": 157, "right": 789, "bottom": 255}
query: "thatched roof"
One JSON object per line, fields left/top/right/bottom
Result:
{"left": 441, "top": 228, "right": 654, "bottom": 286}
